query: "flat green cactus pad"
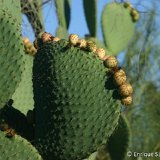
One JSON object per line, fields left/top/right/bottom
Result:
{"left": 12, "top": 54, "right": 34, "bottom": 115}
{"left": 0, "top": 0, "right": 22, "bottom": 24}
{"left": 0, "top": 131, "right": 42, "bottom": 160}
{"left": 0, "top": 10, "right": 24, "bottom": 108}
{"left": 33, "top": 40, "right": 121, "bottom": 160}
{"left": 108, "top": 115, "right": 130, "bottom": 160}
{"left": 56, "top": 25, "right": 68, "bottom": 39}
{"left": 83, "top": 0, "right": 97, "bottom": 36}
{"left": 55, "top": 0, "right": 71, "bottom": 29}
{"left": 101, "top": 2, "right": 135, "bottom": 55}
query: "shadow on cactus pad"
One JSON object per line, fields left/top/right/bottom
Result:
{"left": 0, "top": 100, "right": 34, "bottom": 142}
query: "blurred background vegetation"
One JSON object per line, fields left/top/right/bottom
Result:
{"left": 21, "top": 0, "right": 160, "bottom": 158}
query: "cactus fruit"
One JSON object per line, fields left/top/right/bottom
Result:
{"left": 23, "top": 37, "right": 37, "bottom": 55}
{"left": 69, "top": 34, "right": 79, "bottom": 45}
{"left": 124, "top": 3, "right": 140, "bottom": 22}
{"left": 0, "top": 120, "right": 16, "bottom": 138}
{"left": 77, "top": 39, "right": 87, "bottom": 48}
{"left": 121, "top": 96, "right": 132, "bottom": 106}
{"left": 130, "top": 9, "right": 137, "bottom": 16}
{"left": 5, "top": 128, "right": 16, "bottom": 138}
{"left": 104, "top": 56, "right": 118, "bottom": 68}
{"left": 86, "top": 41, "right": 97, "bottom": 53}
{"left": 23, "top": 37, "right": 30, "bottom": 45}
{"left": 130, "top": 8, "right": 140, "bottom": 22}
{"left": 0, "top": 131, "right": 42, "bottom": 160}
{"left": 132, "top": 13, "right": 140, "bottom": 22}
{"left": 113, "top": 69, "right": 127, "bottom": 86}
{"left": 41, "top": 32, "right": 53, "bottom": 43}
{"left": 119, "top": 83, "right": 133, "bottom": 97}
{"left": 33, "top": 34, "right": 121, "bottom": 159}
{"left": 53, "top": 36, "right": 61, "bottom": 42}
{"left": 0, "top": 3, "right": 24, "bottom": 109}
{"left": 95, "top": 48, "right": 106, "bottom": 60}
{"left": 123, "top": 2, "right": 132, "bottom": 10}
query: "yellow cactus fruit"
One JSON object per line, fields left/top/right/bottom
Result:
{"left": 69, "top": 34, "right": 79, "bottom": 46}
{"left": 121, "top": 96, "right": 132, "bottom": 106}
{"left": 95, "top": 48, "right": 106, "bottom": 60}
{"left": 119, "top": 83, "right": 133, "bottom": 97}
{"left": 104, "top": 56, "right": 118, "bottom": 68}
{"left": 113, "top": 69, "right": 127, "bottom": 86}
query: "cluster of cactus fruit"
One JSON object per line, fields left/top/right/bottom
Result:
{"left": 0, "top": 0, "right": 140, "bottom": 160}
{"left": 23, "top": 37, "right": 37, "bottom": 55}
{"left": 124, "top": 2, "right": 140, "bottom": 22}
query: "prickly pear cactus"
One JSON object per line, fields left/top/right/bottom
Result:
{"left": 83, "top": 0, "right": 97, "bottom": 37}
{"left": 108, "top": 115, "right": 130, "bottom": 160}
{"left": 0, "top": 0, "right": 22, "bottom": 24}
{"left": 12, "top": 54, "right": 34, "bottom": 115}
{"left": 0, "top": 131, "right": 42, "bottom": 160}
{"left": 56, "top": 26, "right": 68, "bottom": 39}
{"left": 33, "top": 38, "right": 121, "bottom": 160}
{"left": 102, "top": 2, "right": 135, "bottom": 55}
{"left": 55, "top": 0, "right": 71, "bottom": 29}
{"left": 0, "top": 1, "right": 24, "bottom": 108}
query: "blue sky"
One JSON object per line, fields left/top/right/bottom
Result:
{"left": 22, "top": 0, "right": 151, "bottom": 42}
{"left": 22, "top": 0, "right": 159, "bottom": 63}
{"left": 22, "top": 0, "right": 111, "bottom": 41}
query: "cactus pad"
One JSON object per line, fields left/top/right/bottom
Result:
{"left": 0, "top": 131, "right": 42, "bottom": 160}
{"left": 0, "top": 0, "right": 22, "bottom": 24}
{"left": 83, "top": 0, "right": 97, "bottom": 36}
{"left": 0, "top": 9, "right": 24, "bottom": 108}
{"left": 101, "top": 2, "right": 135, "bottom": 55}
{"left": 56, "top": 26, "right": 68, "bottom": 39}
{"left": 55, "top": 0, "right": 71, "bottom": 29}
{"left": 108, "top": 115, "right": 130, "bottom": 160}
{"left": 33, "top": 39, "right": 121, "bottom": 159}
{"left": 12, "top": 54, "right": 34, "bottom": 115}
